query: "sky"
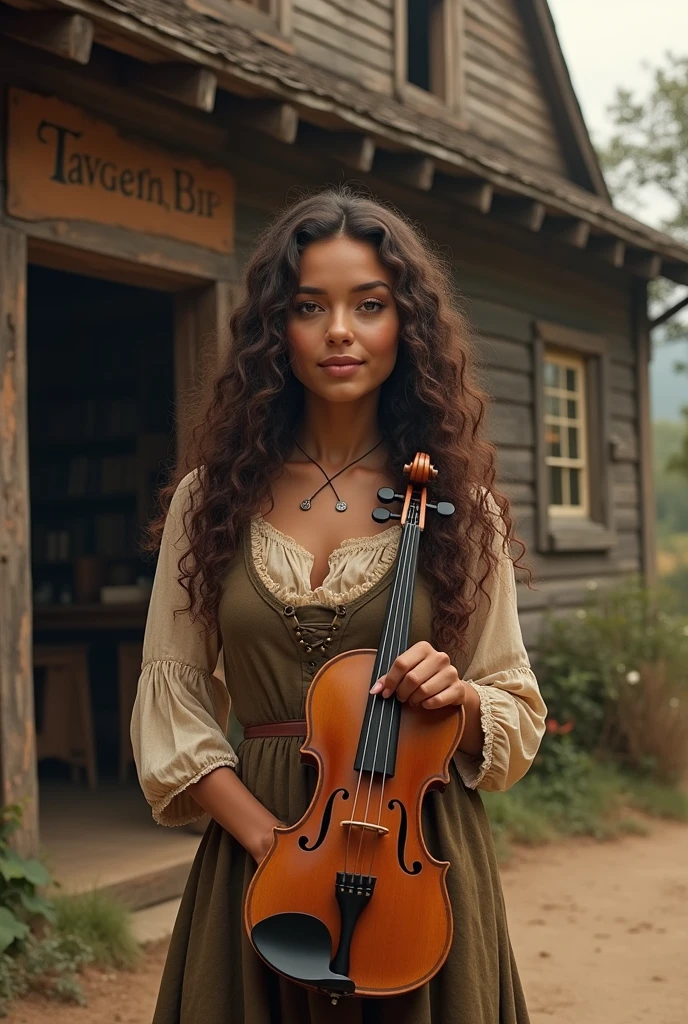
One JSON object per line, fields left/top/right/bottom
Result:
{"left": 548, "top": 0, "right": 688, "bottom": 420}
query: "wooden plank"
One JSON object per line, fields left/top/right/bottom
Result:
{"left": 175, "top": 281, "right": 234, "bottom": 471}
{"left": 613, "top": 481, "right": 639, "bottom": 507}
{"left": 541, "top": 217, "right": 590, "bottom": 248}
{"left": 610, "top": 362, "right": 635, "bottom": 393}
{"left": 0, "top": 10, "right": 94, "bottom": 64}
{"left": 632, "top": 280, "right": 656, "bottom": 586}
{"left": 124, "top": 62, "right": 217, "bottom": 112}
{"left": 609, "top": 420, "right": 639, "bottom": 462}
{"left": 374, "top": 152, "right": 435, "bottom": 191}
{"left": 486, "top": 402, "right": 534, "bottom": 447}
{"left": 465, "top": 95, "right": 567, "bottom": 168}
{"left": 464, "top": 2, "right": 537, "bottom": 67}
{"left": 474, "top": 335, "right": 532, "bottom": 373}
{"left": 625, "top": 250, "right": 662, "bottom": 280}
{"left": 610, "top": 390, "right": 636, "bottom": 420}
{"left": 98, "top": 858, "right": 194, "bottom": 911}
{"left": 0, "top": 225, "right": 38, "bottom": 857}
{"left": 588, "top": 236, "right": 626, "bottom": 268}
{"left": 490, "top": 196, "right": 546, "bottom": 232}
{"left": 293, "top": 9, "right": 393, "bottom": 70}
{"left": 307, "top": 0, "right": 394, "bottom": 32}
{"left": 479, "top": 367, "right": 532, "bottom": 404}
{"left": 463, "top": 52, "right": 556, "bottom": 124}
{"left": 295, "top": 34, "right": 392, "bottom": 94}
{"left": 467, "top": 298, "right": 533, "bottom": 342}
{"left": 438, "top": 178, "right": 493, "bottom": 214}
{"left": 300, "top": 128, "right": 375, "bottom": 172}
{"left": 464, "top": 72, "right": 564, "bottom": 143}
{"left": 496, "top": 446, "right": 535, "bottom": 484}
{"left": 226, "top": 98, "right": 299, "bottom": 144}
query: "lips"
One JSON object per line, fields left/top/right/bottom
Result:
{"left": 318, "top": 357, "right": 363, "bottom": 367}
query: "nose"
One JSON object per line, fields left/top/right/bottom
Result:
{"left": 326, "top": 305, "right": 354, "bottom": 345}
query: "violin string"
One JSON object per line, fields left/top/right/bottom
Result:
{"left": 347, "top": 513, "right": 414, "bottom": 875}
{"left": 353, "top": 506, "right": 419, "bottom": 876}
{"left": 368, "top": 515, "right": 420, "bottom": 876}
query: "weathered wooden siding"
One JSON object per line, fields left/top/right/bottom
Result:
{"left": 463, "top": 0, "right": 568, "bottom": 173}
{"left": 466, "top": 289, "right": 640, "bottom": 650}
{"left": 292, "top": 0, "right": 395, "bottom": 96}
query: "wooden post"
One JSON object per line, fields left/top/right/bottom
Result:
{"left": 0, "top": 226, "right": 38, "bottom": 855}
{"left": 174, "top": 281, "right": 236, "bottom": 472}
{"left": 632, "top": 279, "right": 657, "bottom": 587}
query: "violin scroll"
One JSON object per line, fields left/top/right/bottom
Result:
{"left": 372, "top": 452, "right": 455, "bottom": 529}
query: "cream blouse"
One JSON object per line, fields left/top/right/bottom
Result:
{"left": 131, "top": 474, "right": 547, "bottom": 826}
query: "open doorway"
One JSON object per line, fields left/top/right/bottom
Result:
{"left": 27, "top": 265, "right": 200, "bottom": 895}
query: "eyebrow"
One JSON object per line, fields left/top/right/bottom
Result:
{"left": 295, "top": 280, "right": 391, "bottom": 295}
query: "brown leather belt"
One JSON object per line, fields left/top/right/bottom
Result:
{"left": 243, "top": 720, "right": 307, "bottom": 739}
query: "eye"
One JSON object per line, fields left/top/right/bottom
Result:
{"left": 358, "top": 298, "right": 385, "bottom": 313}
{"left": 295, "top": 300, "right": 323, "bottom": 315}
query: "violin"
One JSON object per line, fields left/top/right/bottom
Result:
{"left": 244, "top": 453, "right": 465, "bottom": 1003}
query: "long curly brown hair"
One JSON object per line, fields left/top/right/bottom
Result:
{"left": 148, "top": 186, "right": 525, "bottom": 656}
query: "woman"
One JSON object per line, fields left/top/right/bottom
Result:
{"left": 131, "top": 187, "right": 547, "bottom": 1023}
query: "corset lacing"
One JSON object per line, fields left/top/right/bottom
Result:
{"left": 283, "top": 603, "right": 347, "bottom": 663}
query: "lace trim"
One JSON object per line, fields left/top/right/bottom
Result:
{"left": 472, "top": 683, "right": 497, "bottom": 788}
{"left": 250, "top": 517, "right": 400, "bottom": 607}
{"left": 151, "top": 756, "right": 239, "bottom": 827}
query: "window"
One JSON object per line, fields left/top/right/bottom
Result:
{"left": 534, "top": 322, "right": 616, "bottom": 553}
{"left": 395, "top": 0, "right": 463, "bottom": 114}
{"left": 407, "top": 0, "right": 446, "bottom": 98}
{"left": 544, "top": 352, "right": 588, "bottom": 517}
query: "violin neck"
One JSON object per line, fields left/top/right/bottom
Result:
{"left": 374, "top": 517, "right": 422, "bottom": 679}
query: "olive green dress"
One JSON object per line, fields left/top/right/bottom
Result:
{"left": 131, "top": 472, "right": 547, "bottom": 1024}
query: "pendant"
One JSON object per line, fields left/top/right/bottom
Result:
{"left": 300, "top": 499, "right": 312, "bottom": 511}
{"left": 335, "top": 501, "right": 347, "bottom": 513}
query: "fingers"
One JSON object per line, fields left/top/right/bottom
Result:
{"left": 369, "top": 643, "right": 464, "bottom": 707}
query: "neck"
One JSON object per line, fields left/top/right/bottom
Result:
{"left": 295, "top": 390, "right": 384, "bottom": 469}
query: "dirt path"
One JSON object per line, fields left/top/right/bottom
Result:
{"left": 501, "top": 819, "right": 688, "bottom": 1024}
{"left": 10, "top": 820, "right": 688, "bottom": 1024}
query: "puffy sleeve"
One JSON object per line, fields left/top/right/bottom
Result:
{"left": 130, "top": 469, "right": 239, "bottom": 827}
{"left": 453, "top": 509, "right": 547, "bottom": 793}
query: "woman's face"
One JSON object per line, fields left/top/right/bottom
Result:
{"left": 286, "top": 236, "right": 399, "bottom": 403}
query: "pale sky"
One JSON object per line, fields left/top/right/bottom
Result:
{"left": 548, "top": 0, "right": 688, "bottom": 420}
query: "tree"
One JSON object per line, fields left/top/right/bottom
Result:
{"left": 599, "top": 53, "right": 688, "bottom": 483}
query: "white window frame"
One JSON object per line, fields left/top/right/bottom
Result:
{"left": 544, "top": 350, "right": 589, "bottom": 518}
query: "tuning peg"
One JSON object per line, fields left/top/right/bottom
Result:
{"left": 427, "top": 501, "right": 455, "bottom": 517}
{"left": 372, "top": 507, "right": 402, "bottom": 524}
{"left": 377, "top": 487, "right": 404, "bottom": 504}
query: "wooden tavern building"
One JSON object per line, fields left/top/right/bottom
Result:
{"left": 2, "top": 0, "right": 688, "bottom": 889}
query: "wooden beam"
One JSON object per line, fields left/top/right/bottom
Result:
{"left": 300, "top": 129, "right": 375, "bottom": 172}
{"left": 441, "top": 178, "right": 494, "bottom": 214}
{"left": 0, "top": 10, "right": 94, "bottom": 64}
{"left": 490, "top": 196, "right": 546, "bottom": 232}
{"left": 374, "top": 152, "right": 435, "bottom": 191}
{"left": 588, "top": 236, "right": 626, "bottom": 268}
{"left": 650, "top": 292, "right": 688, "bottom": 330}
{"left": 0, "top": 225, "right": 39, "bottom": 857}
{"left": 660, "top": 261, "right": 688, "bottom": 286}
{"left": 624, "top": 250, "right": 662, "bottom": 280}
{"left": 124, "top": 62, "right": 217, "bottom": 112}
{"left": 227, "top": 98, "right": 299, "bottom": 143}
{"left": 541, "top": 216, "right": 590, "bottom": 248}
{"left": 631, "top": 280, "right": 656, "bottom": 587}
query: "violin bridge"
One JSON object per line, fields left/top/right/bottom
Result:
{"left": 340, "top": 820, "right": 389, "bottom": 836}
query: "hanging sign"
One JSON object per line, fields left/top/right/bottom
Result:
{"left": 6, "top": 88, "right": 235, "bottom": 254}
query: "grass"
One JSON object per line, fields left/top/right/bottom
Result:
{"left": 483, "top": 762, "right": 688, "bottom": 863}
{"left": 53, "top": 890, "right": 140, "bottom": 970}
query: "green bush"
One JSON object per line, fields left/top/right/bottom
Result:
{"left": 0, "top": 805, "right": 139, "bottom": 1017}
{"left": 53, "top": 890, "right": 140, "bottom": 970}
{"left": 536, "top": 579, "right": 688, "bottom": 782}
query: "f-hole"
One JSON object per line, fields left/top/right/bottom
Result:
{"left": 298, "top": 788, "right": 349, "bottom": 852}
{"left": 388, "top": 799, "right": 422, "bottom": 875}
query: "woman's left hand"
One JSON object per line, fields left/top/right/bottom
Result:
{"left": 369, "top": 641, "right": 467, "bottom": 709}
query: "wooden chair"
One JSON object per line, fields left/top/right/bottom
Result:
{"left": 33, "top": 644, "right": 98, "bottom": 789}
{"left": 118, "top": 640, "right": 143, "bottom": 783}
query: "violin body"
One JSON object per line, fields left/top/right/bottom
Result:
{"left": 244, "top": 453, "right": 464, "bottom": 1001}
{"left": 244, "top": 649, "right": 463, "bottom": 998}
